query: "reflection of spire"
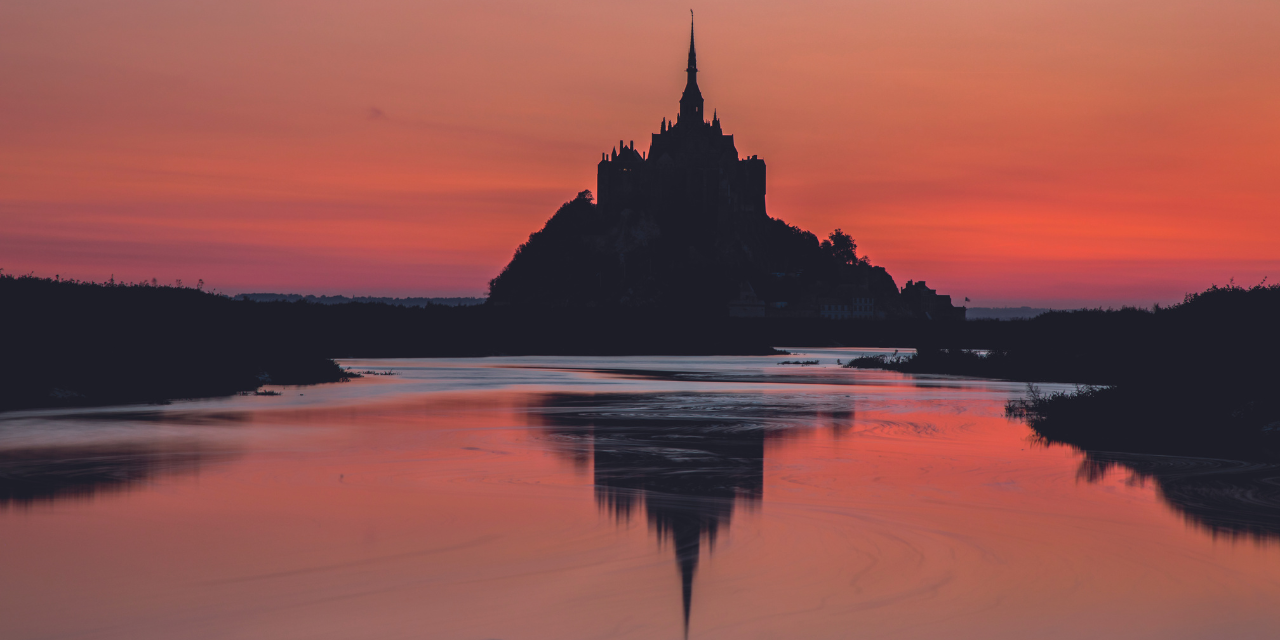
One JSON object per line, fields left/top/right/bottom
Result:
{"left": 650, "top": 493, "right": 728, "bottom": 638}
{"left": 533, "top": 392, "right": 791, "bottom": 636}
{"left": 532, "top": 390, "right": 856, "bottom": 633}
{"left": 597, "top": 480, "right": 740, "bottom": 637}
{"left": 674, "top": 520, "right": 699, "bottom": 637}
{"left": 593, "top": 446, "right": 746, "bottom": 635}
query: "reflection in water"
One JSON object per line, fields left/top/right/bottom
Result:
{"left": 1077, "top": 451, "right": 1280, "bottom": 541}
{"left": 0, "top": 408, "right": 246, "bottom": 508}
{"left": 9, "top": 358, "right": 1280, "bottom": 639}
{"left": 0, "top": 445, "right": 214, "bottom": 507}
{"left": 531, "top": 392, "right": 852, "bottom": 634}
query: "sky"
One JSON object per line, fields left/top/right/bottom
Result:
{"left": 2, "top": 0, "right": 1278, "bottom": 307}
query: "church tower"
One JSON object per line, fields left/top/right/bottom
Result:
{"left": 678, "top": 14, "right": 704, "bottom": 125}
{"left": 596, "top": 16, "right": 767, "bottom": 234}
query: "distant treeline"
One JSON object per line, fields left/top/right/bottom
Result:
{"left": 965, "top": 307, "right": 1058, "bottom": 321}
{"left": 235, "top": 293, "right": 486, "bottom": 307}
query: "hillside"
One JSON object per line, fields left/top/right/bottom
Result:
{"left": 487, "top": 191, "right": 960, "bottom": 320}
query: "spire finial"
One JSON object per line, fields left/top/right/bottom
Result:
{"left": 678, "top": 11, "right": 704, "bottom": 126}
{"left": 687, "top": 10, "right": 696, "bottom": 72}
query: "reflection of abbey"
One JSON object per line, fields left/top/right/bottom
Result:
{"left": 596, "top": 21, "right": 767, "bottom": 244}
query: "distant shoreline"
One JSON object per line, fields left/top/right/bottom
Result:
{"left": 234, "top": 293, "right": 486, "bottom": 308}
{"left": 964, "top": 306, "right": 1060, "bottom": 321}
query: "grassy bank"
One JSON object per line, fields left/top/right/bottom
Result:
{"left": 845, "top": 283, "right": 1280, "bottom": 458}
{"left": 0, "top": 274, "right": 353, "bottom": 411}
{"left": 1007, "top": 384, "right": 1280, "bottom": 461}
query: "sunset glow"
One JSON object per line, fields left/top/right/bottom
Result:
{"left": 3, "top": 0, "right": 1278, "bottom": 306}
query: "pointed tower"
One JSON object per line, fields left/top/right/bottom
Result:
{"left": 598, "top": 14, "right": 765, "bottom": 224}
{"left": 678, "top": 12, "right": 704, "bottom": 126}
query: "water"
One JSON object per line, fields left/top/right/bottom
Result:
{"left": 3, "top": 349, "right": 1280, "bottom": 639}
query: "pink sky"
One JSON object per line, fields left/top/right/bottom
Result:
{"left": 3, "top": 0, "right": 1278, "bottom": 307}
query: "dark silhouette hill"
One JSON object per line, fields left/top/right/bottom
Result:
{"left": 488, "top": 191, "right": 910, "bottom": 313}
{"left": 487, "top": 19, "right": 962, "bottom": 321}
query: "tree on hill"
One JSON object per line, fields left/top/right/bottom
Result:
{"left": 821, "top": 229, "right": 865, "bottom": 267}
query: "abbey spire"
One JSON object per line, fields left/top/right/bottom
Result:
{"left": 678, "top": 12, "right": 704, "bottom": 125}
{"left": 595, "top": 14, "right": 766, "bottom": 228}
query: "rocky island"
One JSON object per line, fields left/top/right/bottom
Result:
{"left": 488, "top": 19, "right": 964, "bottom": 322}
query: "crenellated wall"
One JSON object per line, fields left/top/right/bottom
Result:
{"left": 597, "top": 117, "right": 766, "bottom": 240}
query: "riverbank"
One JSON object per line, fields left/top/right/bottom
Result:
{"left": 0, "top": 274, "right": 354, "bottom": 412}
{"left": 846, "top": 283, "right": 1280, "bottom": 458}
{"left": 1, "top": 274, "right": 783, "bottom": 411}
{"left": 10, "top": 270, "right": 1275, "bottom": 446}
{"left": 1007, "top": 383, "right": 1280, "bottom": 461}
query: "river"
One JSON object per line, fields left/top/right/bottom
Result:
{"left": 3, "top": 349, "right": 1279, "bottom": 639}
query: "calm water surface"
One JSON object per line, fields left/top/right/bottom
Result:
{"left": 3, "top": 349, "right": 1280, "bottom": 639}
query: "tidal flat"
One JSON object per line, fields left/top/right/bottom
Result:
{"left": 3, "top": 350, "right": 1279, "bottom": 639}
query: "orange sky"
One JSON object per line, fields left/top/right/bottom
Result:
{"left": 2, "top": 0, "right": 1278, "bottom": 306}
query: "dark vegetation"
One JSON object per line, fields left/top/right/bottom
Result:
{"left": 841, "top": 354, "right": 906, "bottom": 369}
{"left": 844, "top": 283, "right": 1280, "bottom": 459}
{"left": 0, "top": 273, "right": 353, "bottom": 411}
{"left": 1007, "top": 376, "right": 1280, "bottom": 461}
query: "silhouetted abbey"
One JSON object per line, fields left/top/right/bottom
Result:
{"left": 489, "top": 19, "right": 964, "bottom": 320}
{"left": 596, "top": 24, "right": 766, "bottom": 244}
